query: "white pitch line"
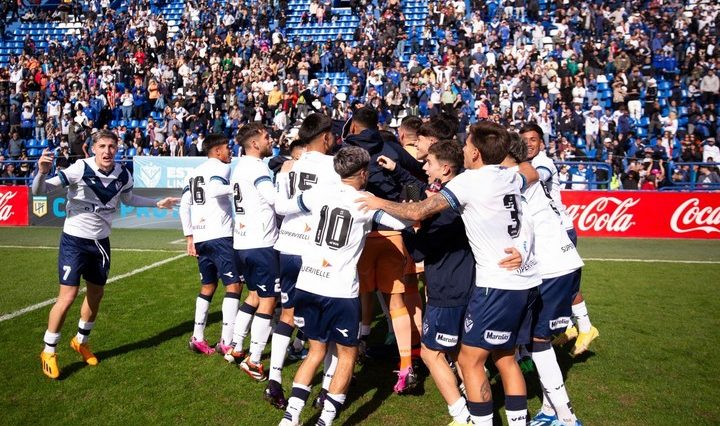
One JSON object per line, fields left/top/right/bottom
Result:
{"left": 0, "top": 253, "right": 186, "bottom": 323}
{"left": 0, "top": 245, "right": 183, "bottom": 253}
{"left": 584, "top": 257, "right": 720, "bottom": 265}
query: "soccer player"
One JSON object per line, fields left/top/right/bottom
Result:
{"left": 358, "top": 122, "right": 541, "bottom": 426}
{"left": 520, "top": 124, "right": 599, "bottom": 357}
{"left": 276, "top": 146, "right": 412, "bottom": 426}
{"left": 223, "top": 123, "right": 280, "bottom": 383}
{"left": 179, "top": 133, "right": 244, "bottom": 356}
{"left": 33, "top": 131, "right": 178, "bottom": 379}
{"left": 267, "top": 113, "right": 342, "bottom": 408}
{"left": 344, "top": 107, "right": 422, "bottom": 393}
{"left": 504, "top": 131, "right": 584, "bottom": 426}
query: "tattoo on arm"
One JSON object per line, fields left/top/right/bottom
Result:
{"left": 379, "top": 194, "right": 450, "bottom": 221}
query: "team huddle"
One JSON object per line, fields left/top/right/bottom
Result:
{"left": 33, "top": 109, "right": 600, "bottom": 426}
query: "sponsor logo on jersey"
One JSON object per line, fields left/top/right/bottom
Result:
{"left": 279, "top": 229, "right": 311, "bottom": 240}
{"left": 549, "top": 317, "right": 571, "bottom": 330}
{"left": 484, "top": 330, "right": 511, "bottom": 345}
{"left": 560, "top": 243, "right": 575, "bottom": 253}
{"left": 422, "top": 321, "right": 429, "bottom": 336}
{"left": 321, "top": 259, "right": 332, "bottom": 268}
{"left": 32, "top": 196, "right": 48, "bottom": 217}
{"left": 293, "top": 316, "right": 305, "bottom": 327}
{"left": 435, "top": 333, "right": 458, "bottom": 347}
{"left": 304, "top": 223, "right": 312, "bottom": 232}
{"left": 670, "top": 198, "right": 720, "bottom": 234}
{"left": 300, "top": 265, "right": 331, "bottom": 279}
{"left": 281, "top": 292, "right": 289, "bottom": 304}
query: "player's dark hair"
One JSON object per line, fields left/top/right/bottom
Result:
{"left": 203, "top": 133, "right": 229, "bottom": 150}
{"left": 428, "top": 139, "right": 463, "bottom": 174}
{"left": 334, "top": 146, "right": 371, "bottom": 178}
{"left": 351, "top": 107, "right": 378, "bottom": 130}
{"left": 93, "top": 129, "right": 119, "bottom": 145}
{"left": 235, "top": 122, "right": 266, "bottom": 149}
{"left": 467, "top": 121, "right": 510, "bottom": 165}
{"left": 508, "top": 131, "right": 528, "bottom": 163}
{"left": 418, "top": 116, "right": 454, "bottom": 141}
{"left": 289, "top": 139, "right": 305, "bottom": 153}
{"left": 519, "top": 122, "right": 545, "bottom": 140}
{"left": 400, "top": 116, "right": 423, "bottom": 134}
{"left": 298, "top": 113, "right": 333, "bottom": 145}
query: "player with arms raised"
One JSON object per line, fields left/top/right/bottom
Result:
{"left": 34, "top": 130, "right": 178, "bottom": 379}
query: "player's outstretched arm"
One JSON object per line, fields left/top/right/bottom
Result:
{"left": 356, "top": 192, "right": 449, "bottom": 222}
{"left": 32, "top": 148, "right": 62, "bottom": 195}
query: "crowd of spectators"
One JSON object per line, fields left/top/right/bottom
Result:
{"left": 0, "top": 0, "right": 719, "bottom": 189}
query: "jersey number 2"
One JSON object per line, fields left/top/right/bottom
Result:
{"left": 314, "top": 206, "right": 353, "bottom": 249}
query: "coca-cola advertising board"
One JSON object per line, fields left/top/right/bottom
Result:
{"left": 0, "top": 185, "right": 30, "bottom": 227}
{"left": 561, "top": 191, "right": 720, "bottom": 239}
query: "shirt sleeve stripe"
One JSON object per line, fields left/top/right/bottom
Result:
{"left": 210, "top": 175, "right": 229, "bottom": 185}
{"left": 536, "top": 165, "right": 553, "bottom": 182}
{"left": 182, "top": 185, "right": 190, "bottom": 194}
{"left": 439, "top": 188, "right": 460, "bottom": 212}
{"left": 297, "top": 194, "right": 310, "bottom": 213}
{"left": 121, "top": 185, "right": 133, "bottom": 193}
{"left": 58, "top": 171, "right": 69, "bottom": 187}
{"left": 373, "top": 210, "right": 384, "bottom": 223}
{"left": 518, "top": 173, "right": 528, "bottom": 192}
{"left": 254, "top": 175, "right": 272, "bottom": 187}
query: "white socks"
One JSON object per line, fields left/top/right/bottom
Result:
{"left": 249, "top": 312, "right": 273, "bottom": 364}
{"left": 448, "top": 397, "right": 471, "bottom": 424}
{"left": 43, "top": 331, "right": 61, "bottom": 353}
{"left": 572, "top": 301, "right": 592, "bottom": 333}
{"left": 532, "top": 347, "right": 577, "bottom": 425}
{"left": 318, "top": 393, "right": 346, "bottom": 426}
{"left": 221, "top": 293, "right": 240, "bottom": 345}
{"left": 76, "top": 320, "right": 94, "bottom": 344}
{"left": 232, "top": 302, "right": 256, "bottom": 350}
{"left": 193, "top": 294, "right": 212, "bottom": 340}
{"left": 269, "top": 321, "right": 294, "bottom": 383}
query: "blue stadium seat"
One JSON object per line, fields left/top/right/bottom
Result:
{"left": 127, "top": 147, "right": 137, "bottom": 157}
{"left": 130, "top": 119, "right": 139, "bottom": 128}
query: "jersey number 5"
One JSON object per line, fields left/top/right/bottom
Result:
{"left": 288, "top": 172, "right": 318, "bottom": 197}
{"left": 314, "top": 206, "right": 353, "bottom": 249}
{"left": 503, "top": 194, "right": 521, "bottom": 238}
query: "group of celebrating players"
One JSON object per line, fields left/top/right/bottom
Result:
{"left": 34, "top": 108, "right": 600, "bottom": 426}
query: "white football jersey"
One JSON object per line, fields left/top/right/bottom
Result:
{"left": 231, "top": 156, "right": 278, "bottom": 249}
{"left": 179, "top": 157, "right": 233, "bottom": 243}
{"left": 45, "top": 158, "right": 134, "bottom": 239}
{"left": 531, "top": 151, "right": 574, "bottom": 230}
{"left": 524, "top": 179, "right": 584, "bottom": 278}
{"left": 440, "top": 166, "right": 541, "bottom": 290}
{"left": 274, "top": 151, "right": 341, "bottom": 255}
{"left": 284, "top": 183, "right": 408, "bottom": 298}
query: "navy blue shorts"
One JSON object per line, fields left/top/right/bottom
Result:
{"left": 532, "top": 272, "right": 580, "bottom": 339}
{"left": 235, "top": 247, "right": 280, "bottom": 298}
{"left": 461, "top": 286, "right": 537, "bottom": 351}
{"left": 422, "top": 304, "right": 466, "bottom": 352}
{"left": 279, "top": 253, "right": 302, "bottom": 308}
{"left": 293, "top": 289, "right": 361, "bottom": 346}
{"left": 58, "top": 233, "right": 111, "bottom": 286}
{"left": 195, "top": 237, "right": 241, "bottom": 286}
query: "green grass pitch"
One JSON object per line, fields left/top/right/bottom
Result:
{"left": 0, "top": 227, "right": 718, "bottom": 425}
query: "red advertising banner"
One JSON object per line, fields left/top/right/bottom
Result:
{"left": 0, "top": 185, "right": 30, "bottom": 227}
{"left": 561, "top": 191, "right": 720, "bottom": 239}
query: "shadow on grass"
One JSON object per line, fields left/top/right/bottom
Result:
{"left": 59, "top": 312, "right": 222, "bottom": 380}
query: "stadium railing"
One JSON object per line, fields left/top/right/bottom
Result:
{"left": 555, "top": 161, "right": 613, "bottom": 189}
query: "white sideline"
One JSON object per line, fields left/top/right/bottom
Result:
{"left": 0, "top": 245, "right": 183, "bottom": 253}
{"left": 584, "top": 257, "right": 720, "bottom": 265}
{"left": 0, "top": 253, "right": 186, "bottom": 323}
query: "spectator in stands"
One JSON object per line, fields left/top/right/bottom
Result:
{"left": 702, "top": 138, "right": 720, "bottom": 163}
{"left": 696, "top": 164, "right": 720, "bottom": 188}
{"left": 0, "top": 163, "right": 17, "bottom": 185}
{"left": 8, "top": 131, "right": 23, "bottom": 160}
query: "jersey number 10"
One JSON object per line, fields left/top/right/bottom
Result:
{"left": 314, "top": 206, "right": 353, "bottom": 249}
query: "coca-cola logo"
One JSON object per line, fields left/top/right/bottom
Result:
{"left": 0, "top": 191, "right": 17, "bottom": 222}
{"left": 565, "top": 197, "right": 639, "bottom": 233}
{"left": 670, "top": 198, "right": 720, "bottom": 234}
